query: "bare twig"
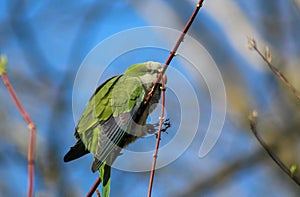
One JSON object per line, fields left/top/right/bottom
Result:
{"left": 0, "top": 55, "right": 36, "bottom": 197}
{"left": 87, "top": 177, "right": 101, "bottom": 197}
{"left": 248, "top": 111, "right": 300, "bottom": 187}
{"left": 145, "top": 0, "right": 205, "bottom": 103}
{"left": 147, "top": 80, "right": 166, "bottom": 197}
{"left": 248, "top": 37, "right": 300, "bottom": 101}
{"left": 96, "top": 189, "right": 101, "bottom": 197}
{"left": 147, "top": 1, "right": 205, "bottom": 196}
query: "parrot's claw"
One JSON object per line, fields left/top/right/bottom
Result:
{"left": 161, "top": 118, "right": 171, "bottom": 133}
{"left": 146, "top": 118, "right": 171, "bottom": 135}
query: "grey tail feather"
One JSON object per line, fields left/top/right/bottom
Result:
{"left": 91, "top": 148, "right": 122, "bottom": 173}
{"left": 91, "top": 158, "right": 103, "bottom": 173}
{"left": 91, "top": 160, "right": 111, "bottom": 188}
{"left": 64, "top": 139, "right": 89, "bottom": 162}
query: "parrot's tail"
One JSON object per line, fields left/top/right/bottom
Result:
{"left": 100, "top": 163, "right": 111, "bottom": 197}
{"left": 63, "top": 139, "right": 89, "bottom": 162}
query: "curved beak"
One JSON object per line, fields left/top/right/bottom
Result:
{"left": 161, "top": 73, "right": 167, "bottom": 85}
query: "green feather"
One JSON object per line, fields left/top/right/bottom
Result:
{"left": 76, "top": 74, "right": 147, "bottom": 157}
{"left": 77, "top": 76, "right": 121, "bottom": 136}
{"left": 124, "top": 62, "right": 149, "bottom": 76}
{"left": 99, "top": 163, "right": 111, "bottom": 197}
{"left": 111, "top": 76, "right": 145, "bottom": 116}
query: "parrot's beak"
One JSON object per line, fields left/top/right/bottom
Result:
{"left": 161, "top": 73, "right": 167, "bottom": 85}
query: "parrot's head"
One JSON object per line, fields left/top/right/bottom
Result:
{"left": 124, "top": 61, "right": 167, "bottom": 92}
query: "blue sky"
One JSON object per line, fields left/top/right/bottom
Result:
{"left": 0, "top": 1, "right": 299, "bottom": 196}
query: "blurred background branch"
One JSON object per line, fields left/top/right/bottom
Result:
{"left": 248, "top": 37, "right": 300, "bottom": 101}
{"left": 0, "top": 55, "right": 36, "bottom": 197}
{"left": 249, "top": 111, "right": 300, "bottom": 186}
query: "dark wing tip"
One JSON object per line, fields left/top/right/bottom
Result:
{"left": 63, "top": 139, "right": 89, "bottom": 162}
{"left": 63, "top": 151, "right": 74, "bottom": 162}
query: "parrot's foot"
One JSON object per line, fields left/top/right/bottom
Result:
{"left": 146, "top": 118, "right": 171, "bottom": 135}
{"left": 161, "top": 118, "right": 171, "bottom": 133}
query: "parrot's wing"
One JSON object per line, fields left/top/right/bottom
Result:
{"left": 64, "top": 75, "right": 121, "bottom": 163}
{"left": 76, "top": 75, "right": 146, "bottom": 171}
{"left": 76, "top": 75, "right": 121, "bottom": 134}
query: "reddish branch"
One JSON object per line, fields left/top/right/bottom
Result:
{"left": 95, "top": 189, "right": 101, "bottom": 197}
{"left": 146, "top": 0, "right": 205, "bottom": 103}
{"left": 87, "top": 177, "right": 101, "bottom": 197}
{"left": 147, "top": 82, "right": 166, "bottom": 197}
{"left": 147, "top": 1, "right": 205, "bottom": 196}
{"left": 0, "top": 56, "right": 36, "bottom": 197}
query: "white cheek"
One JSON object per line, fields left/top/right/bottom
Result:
{"left": 139, "top": 73, "right": 157, "bottom": 86}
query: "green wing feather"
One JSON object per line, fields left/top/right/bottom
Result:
{"left": 76, "top": 74, "right": 146, "bottom": 160}
{"left": 99, "top": 163, "right": 111, "bottom": 197}
{"left": 111, "top": 75, "right": 145, "bottom": 117}
{"left": 76, "top": 76, "right": 121, "bottom": 134}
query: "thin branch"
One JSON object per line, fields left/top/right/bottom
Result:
{"left": 248, "top": 37, "right": 300, "bottom": 101}
{"left": 147, "top": 1, "right": 205, "bottom": 196}
{"left": 145, "top": 0, "right": 205, "bottom": 103}
{"left": 0, "top": 55, "right": 36, "bottom": 197}
{"left": 248, "top": 111, "right": 300, "bottom": 187}
{"left": 86, "top": 177, "right": 101, "bottom": 197}
{"left": 96, "top": 189, "right": 101, "bottom": 197}
{"left": 147, "top": 81, "right": 166, "bottom": 197}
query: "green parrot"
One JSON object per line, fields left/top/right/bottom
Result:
{"left": 64, "top": 61, "right": 166, "bottom": 197}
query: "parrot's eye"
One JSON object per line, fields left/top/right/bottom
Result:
{"left": 148, "top": 69, "right": 160, "bottom": 74}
